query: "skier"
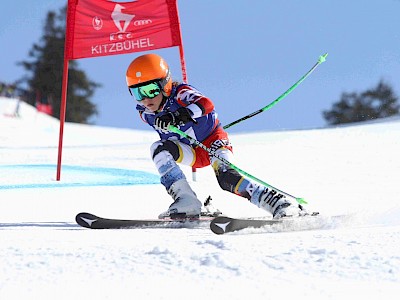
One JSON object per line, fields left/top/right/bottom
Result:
{"left": 126, "top": 53, "right": 305, "bottom": 219}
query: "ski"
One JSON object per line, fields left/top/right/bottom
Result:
{"left": 76, "top": 196, "right": 223, "bottom": 229}
{"left": 210, "top": 216, "right": 282, "bottom": 234}
{"left": 210, "top": 213, "right": 348, "bottom": 235}
{"left": 75, "top": 212, "right": 215, "bottom": 229}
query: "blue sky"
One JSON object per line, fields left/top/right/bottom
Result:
{"left": 2, "top": 0, "right": 400, "bottom": 133}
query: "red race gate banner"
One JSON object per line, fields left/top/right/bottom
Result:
{"left": 65, "top": 0, "right": 182, "bottom": 59}
{"left": 57, "top": 0, "right": 188, "bottom": 180}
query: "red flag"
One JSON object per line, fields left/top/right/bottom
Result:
{"left": 58, "top": 0, "right": 187, "bottom": 181}
{"left": 65, "top": 0, "right": 182, "bottom": 59}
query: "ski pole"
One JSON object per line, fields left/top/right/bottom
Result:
{"left": 223, "top": 53, "right": 328, "bottom": 130}
{"left": 168, "top": 125, "right": 307, "bottom": 205}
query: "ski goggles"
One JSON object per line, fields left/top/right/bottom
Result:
{"left": 129, "top": 81, "right": 161, "bottom": 101}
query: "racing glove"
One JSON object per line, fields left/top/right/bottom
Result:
{"left": 154, "top": 107, "right": 197, "bottom": 133}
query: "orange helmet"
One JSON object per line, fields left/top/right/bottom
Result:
{"left": 126, "top": 54, "right": 172, "bottom": 96}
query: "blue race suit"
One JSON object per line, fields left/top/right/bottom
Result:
{"left": 136, "top": 83, "right": 220, "bottom": 145}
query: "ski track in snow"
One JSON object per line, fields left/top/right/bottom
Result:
{"left": 1, "top": 98, "right": 400, "bottom": 299}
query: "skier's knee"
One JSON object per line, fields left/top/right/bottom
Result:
{"left": 150, "top": 140, "right": 179, "bottom": 161}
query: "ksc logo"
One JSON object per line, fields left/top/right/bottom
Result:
{"left": 111, "top": 4, "right": 134, "bottom": 33}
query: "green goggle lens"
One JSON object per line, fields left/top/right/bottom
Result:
{"left": 129, "top": 82, "right": 161, "bottom": 101}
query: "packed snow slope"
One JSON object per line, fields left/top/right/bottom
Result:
{"left": 1, "top": 97, "right": 400, "bottom": 299}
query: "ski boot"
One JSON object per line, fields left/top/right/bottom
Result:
{"left": 158, "top": 179, "right": 202, "bottom": 219}
{"left": 251, "top": 185, "right": 307, "bottom": 219}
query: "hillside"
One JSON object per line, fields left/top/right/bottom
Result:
{"left": 1, "top": 97, "right": 399, "bottom": 299}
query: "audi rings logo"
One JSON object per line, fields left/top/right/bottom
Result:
{"left": 134, "top": 19, "right": 152, "bottom": 26}
{"left": 92, "top": 16, "right": 103, "bottom": 30}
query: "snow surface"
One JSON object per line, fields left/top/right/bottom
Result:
{"left": 1, "top": 97, "right": 400, "bottom": 299}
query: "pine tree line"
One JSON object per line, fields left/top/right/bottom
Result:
{"left": 323, "top": 80, "right": 400, "bottom": 125}
{"left": 17, "top": 6, "right": 99, "bottom": 124}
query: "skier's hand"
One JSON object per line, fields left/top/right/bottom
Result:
{"left": 154, "top": 107, "right": 197, "bottom": 133}
{"left": 154, "top": 112, "right": 175, "bottom": 133}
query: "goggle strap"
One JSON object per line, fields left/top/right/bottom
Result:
{"left": 129, "top": 79, "right": 161, "bottom": 89}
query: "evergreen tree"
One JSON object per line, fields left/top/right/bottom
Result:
{"left": 323, "top": 80, "right": 400, "bottom": 125}
{"left": 18, "top": 6, "right": 99, "bottom": 123}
